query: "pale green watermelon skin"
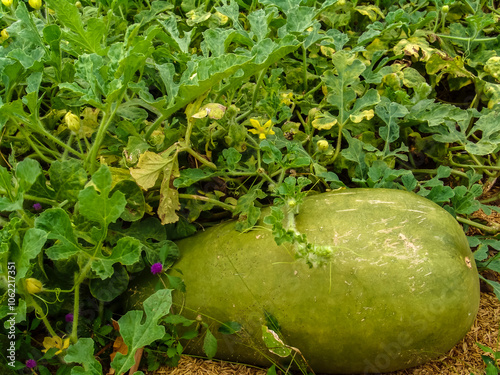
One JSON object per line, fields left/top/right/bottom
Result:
{"left": 129, "top": 188, "right": 480, "bottom": 374}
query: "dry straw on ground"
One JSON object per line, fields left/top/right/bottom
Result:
{"left": 151, "top": 291, "right": 500, "bottom": 375}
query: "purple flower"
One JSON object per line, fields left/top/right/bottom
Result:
{"left": 151, "top": 262, "right": 163, "bottom": 275}
{"left": 65, "top": 313, "right": 74, "bottom": 322}
{"left": 33, "top": 203, "right": 42, "bottom": 211}
{"left": 26, "top": 359, "right": 37, "bottom": 368}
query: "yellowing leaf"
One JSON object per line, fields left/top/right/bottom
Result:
{"left": 394, "top": 36, "right": 444, "bottom": 62}
{"left": 80, "top": 107, "right": 100, "bottom": 138}
{"left": 192, "top": 103, "right": 227, "bottom": 119}
{"left": 158, "top": 154, "right": 180, "bottom": 225}
{"left": 425, "top": 54, "right": 474, "bottom": 86}
{"left": 485, "top": 56, "right": 500, "bottom": 81}
{"left": 355, "top": 5, "right": 384, "bottom": 21}
{"left": 350, "top": 109, "right": 374, "bottom": 123}
{"left": 130, "top": 151, "right": 172, "bottom": 190}
{"left": 311, "top": 112, "right": 337, "bottom": 130}
{"left": 484, "top": 83, "right": 500, "bottom": 109}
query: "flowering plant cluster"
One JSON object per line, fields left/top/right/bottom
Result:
{"left": 1, "top": 0, "right": 500, "bottom": 374}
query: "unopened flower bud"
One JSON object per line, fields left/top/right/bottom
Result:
{"left": 2, "top": 0, "right": 13, "bottom": 7}
{"left": 64, "top": 111, "right": 80, "bottom": 133}
{"left": 317, "top": 140, "right": 329, "bottom": 151}
{"left": 29, "top": 0, "right": 42, "bottom": 9}
{"left": 25, "top": 278, "right": 43, "bottom": 294}
{"left": 441, "top": 5, "right": 449, "bottom": 13}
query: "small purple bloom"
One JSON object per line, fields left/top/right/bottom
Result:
{"left": 33, "top": 203, "right": 42, "bottom": 211}
{"left": 26, "top": 359, "right": 37, "bottom": 368}
{"left": 65, "top": 313, "right": 74, "bottom": 322}
{"left": 151, "top": 262, "right": 163, "bottom": 275}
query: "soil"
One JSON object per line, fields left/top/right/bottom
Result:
{"left": 149, "top": 291, "right": 500, "bottom": 375}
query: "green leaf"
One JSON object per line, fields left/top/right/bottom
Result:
{"left": 110, "top": 180, "right": 145, "bottom": 222}
{"left": 160, "top": 15, "right": 194, "bottom": 54}
{"left": 261, "top": 325, "right": 292, "bottom": 358}
{"left": 35, "top": 208, "right": 82, "bottom": 260}
{"left": 234, "top": 185, "right": 266, "bottom": 231}
{"left": 203, "top": 328, "right": 218, "bottom": 359}
{"left": 341, "top": 133, "right": 368, "bottom": 180}
{"left": 375, "top": 98, "right": 409, "bottom": 155}
{"left": 64, "top": 338, "right": 103, "bottom": 375}
{"left": 158, "top": 240, "right": 180, "bottom": 268}
{"left": 78, "top": 165, "right": 127, "bottom": 229}
{"left": 247, "top": 8, "right": 273, "bottom": 42}
{"left": 14, "top": 158, "right": 41, "bottom": 193}
{"left": 173, "top": 169, "right": 216, "bottom": 188}
{"left": 111, "top": 289, "right": 173, "bottom": 374}
{"left": 44, "top": 0, "right": 105, "bottom": 54}
{"left": 465, "top": 111, "right": 500, "bottom": 156}
{"left": 156, "top": 34, "right": 300, "bottom": 124}
{"left": 0, "top": 166, "right": 23, "bottom": 212}
{"left": 479, "top": 275, "right": 500, "bottom": 301}
{"left": 166, "top": 274, "right": 186, "bottom": 292}
{"left": 91, "top": 237, "right": 142, "bottom": 280}
{"left": 260, "top": 140, "right": 283, "bottom": 165}
{"left": 16, "top": 228, "right": 47, "bottom": 281}
{"left": 218, "top": 321, "right": 242, "bottom": 335}
{"left": 89, "top": 264, "right": 129, "bottom": 302}
{"left": 14, "top": 3, "right": 46, "bottom": 49}
{"left": 221, "top": 147, "right": 242, "bottom": 170}
{"left": 48, "top": 160, "right": 87, "bottom": 202}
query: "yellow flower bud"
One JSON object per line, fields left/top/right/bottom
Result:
{"left": 441, "top": 5, "right": 449, "bottom": 13}
{"left": 25, "top": 278, "right": 43, "bottom": 294}
{"left": 75, "top": 1, "right": 82, "bottom": 8}
{"left": 317, "top": 140, "right": 329, "bottom": 151}
{"left": 29, "top": 0, "right": 42, "bottom": 10}
{"left": 64, "top": 111, "right": 80, "bottom": 133}
{"left": 0, "top": 29, "right": 8, "bottom": 41}
{"left": 2, "top": 0, "right": 13, "bottom": 7}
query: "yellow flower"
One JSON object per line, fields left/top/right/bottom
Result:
{"left": 0, "top": 29, "right": 8, "bottom": 41}
{"left": 280, "top": 92, "right": 294, "bottom": 106}
{"left": 25, "top": 278, "right": 43, "bottom": 294}
{"left": 248, "top": 119, "right": 275, "bottom": 140}
{"left": 64, "top": 111, "right": 80, "bottom": 133}
{"left": 29, "top": 0, "right": 42, "bottom": 10}
{"left": 2, "top": 0, "right": 13, "bottom": 7}
{"left": 42, "top": 336, "right": 70, "bottom": 355}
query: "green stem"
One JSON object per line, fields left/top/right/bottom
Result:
{"left": 145, "top": 114, "right": 167, "bottom": 141}
{"left": 252, "top": 69, "right": 266, "bottom": 111}
{"left": 330, "top": 124, "right": 344, "bottom": 164}
{"left": 302, "top": 45, "right": 308, "bottom": 92}
{"left": 28, "top": 296, "right": 57, "bottom": 337}
{"left": 31, "top": 120, "right": 83, "bottom": 159}
{"left": 86, "top": 102, "right": 120, "bottom": 174}
{"left": 178, "top": 194, "right": 236, "bottom": 211}
{"left": 70, "top": 260, "right": 92, "bottom": 343}
{"left": 436, "top": 34, "right": 498, "bottom": 42}
{"left": 183, "top": 146, "right": 217, "bottom": 170}
{"left": 303, "top": 81, "right": 323, "bottom": 99}
{"left": 448, "top": 155, "right": 500, "bottom": 172}
{"left": 62, "top": 133, "right": 75, "bottom": 161}
{"left": 411, "top": 168, "right": 469, "bottom": 179}
{"left": 456, "top": 216, "right": 500, "bottom": 234}
{"left": 15, "top": 125, "right": 54, "bottom": 164}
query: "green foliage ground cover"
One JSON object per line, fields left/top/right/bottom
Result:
{"left": 1, "top": 0, "right": 500, "bottom": 373}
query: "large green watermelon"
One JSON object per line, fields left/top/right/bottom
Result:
{"left": 128, "top": 188, "right": 480, "bottom": 374}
